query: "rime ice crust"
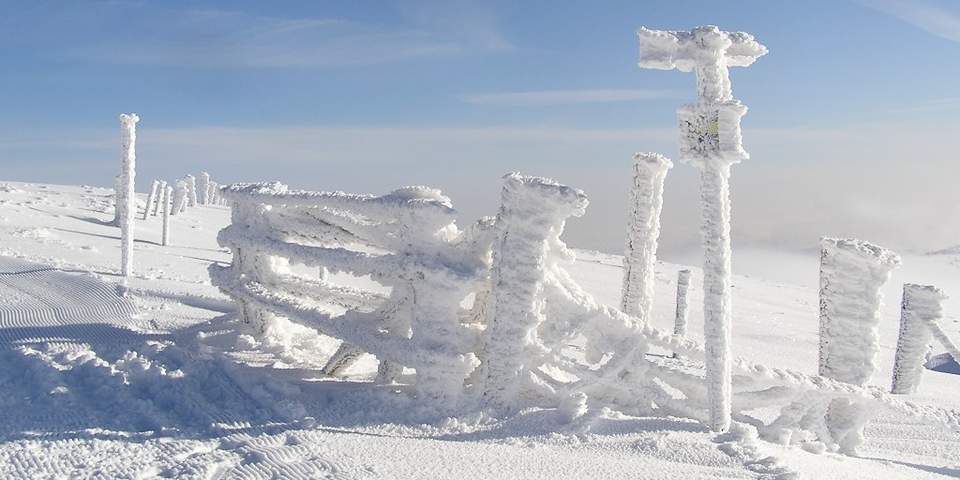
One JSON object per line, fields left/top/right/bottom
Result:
{"left": 620, "top": 153, "right": 672, "bottom": 324}
{"left": 818, "top": 237, "right": 901, "bottom": 386}
{"left": 118, "top": 113, "right": 139, "bottom": 277}
{"left": 891, "top": 284, "right": 946, "bottom": 394}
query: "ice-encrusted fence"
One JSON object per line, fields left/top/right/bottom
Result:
{"left": 211, "top": 173, "right": 960, "bottom": 454}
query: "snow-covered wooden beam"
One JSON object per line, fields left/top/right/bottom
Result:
{"left": 891, "top": 284, "right": 946, "bottom": 394}
{"left": 818, "top": 237, "right": 901, "bottom": 386}
{"left": 620, "top": 152, "right": 672, "bottom": 324}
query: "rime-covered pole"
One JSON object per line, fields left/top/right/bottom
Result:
{"left": 152, "top": 180, "right": 167, "bottom": 216}
{"left": 161, "top": 185, "right": 172, "bottom": 246}
{"left": 818, "top": 238, "right": 901, "bottom": 385}
{"left": 172, "top": 179, "right": 188, "bottom": 215}
{"left": 142, "top": 180, "right": 159, "bottom": 220}
{"left": 674, "top": 269, "right": 691, "bottom": 336}
{"left": 891, "top": 284, "right": 946, "bottom": 394}
{"left": 111, "top": 175, "right": 122, "bottom": 226}
{"left": 479, "top": 173, "right": 588, "bottom": 412}
{"left": 620, "top": 152, "right": 673, "bottom": 324}
{"left": 118, "top": 113, "right": 139, "bottom": 277}
{"left": 198, "top": 172, "right": 210, "bottom": 205}
{"left": 639, "top": 25, "right": 766, "bottom": 432}
{"left": 186, "top": 174, "right": 198, "bottom": 208}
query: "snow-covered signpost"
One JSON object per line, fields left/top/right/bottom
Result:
{"left": 891, "top": 284, "right": 946, "bottom": 394}
{"left": 638, "top": 25, "right": 767, "bottom": 432}
{"left": 620, "top": 152, "right": 672, "bottom": 324}
{"left": 818, "top": 238, "right": 901, "bottom": 385}
{"left": 118, "top": 113, "right": 139, "bottom": 277}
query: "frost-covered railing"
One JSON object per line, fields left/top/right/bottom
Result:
{"left": 210, "top": 182, "right": 494, "bottom": 404}
{"left": 212, "top": 175, "right": 959, "bottom": 455}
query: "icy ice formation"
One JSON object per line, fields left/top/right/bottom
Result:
{"left": 818, "top": 237, "right": 901, "bottom": 386}
{"left": 118, "top": 113, "right": 139, "bottom": 276}
{"left": 891, "top": 284, "right": 946, "bottom": 394}
{"left": 639, "top": 25, "right": 767, "bottom": 433}
{"left": 620, "top": 152, "right": 672, "bottom": 324}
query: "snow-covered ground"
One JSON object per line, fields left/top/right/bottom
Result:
{"left": 0, "top": 181, "right": 957, "bottom": 479}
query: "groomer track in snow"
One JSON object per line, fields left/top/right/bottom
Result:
{"left": 0, "top": 257, "right": 138, "bottom": 347}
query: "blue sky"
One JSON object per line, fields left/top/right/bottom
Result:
{"left": 1, "top": 0, "right": 959, "bottom": 256}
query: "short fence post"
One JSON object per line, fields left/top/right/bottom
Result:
{"left": 891, "top": 284, "right": 946, "bottom": 394}
{"left": 161, "top": 185, "right": 172, "bottom": 246}
{"left": 118, "top": 113, "right": 139, "bottom": 277}
{"left": 142, "top": 180, "right": 159, "bottom": 220}
{"left": 620, "top": 152, "right": 673, "bottom": 325}
{"left": 478, "top": 173, "right": 588, "bottom": 412}
{"left": 818, "top": 237, "right": 901, "bottom": 385}
{"left": 672, "top": 269, "right": 691, "bottom": 358}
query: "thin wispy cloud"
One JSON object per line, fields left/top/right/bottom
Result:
{"left": 461, "top": 89, "right": 682, "bottom": 106}
{"left": 52, "top": 6, "right": 510, "bottom": 68}
{"left": 860, "top": 0, "right": 960, "bottom": 42}
{"left": 887, "top": 97, "right": 960, "bottom": 114}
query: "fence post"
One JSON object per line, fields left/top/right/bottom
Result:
{"left": 818, "top": 237, "right": 901, "bottom": 385}
{"left": 478, "top": 173, "right": 588, "bottom": 412}
{"left": 142, "top": 180, "right": 159, "bottom": 220}
{"left": 891, "top": 284, "right": 946, "bottom": 394}
{"left": 672, "top": 269, "right": 691, "bottom": 358}
{"left": 118, "top": 113, "right": 139, "bottom": 277}
{"left": 620, "top": 152, "right": 673, "bottom": 325}
{"left": 152, "top": 180, "right": 167, "bottom": 216}
{"left": 198, "top": 172, "right": 210, "bottom": 205}
{"left": 161, "top": 185, "right": 172, "bottom": 246}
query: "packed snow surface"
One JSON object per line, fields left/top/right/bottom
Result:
{"left": 0, "top": 181, "right": 957, "bottom": 479}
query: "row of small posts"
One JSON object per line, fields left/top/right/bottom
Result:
{"left": 111, "top": 112, "right": 227, "bottom": 276}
